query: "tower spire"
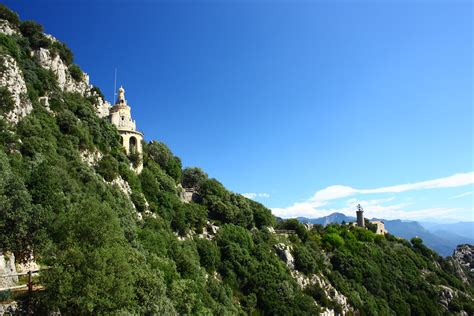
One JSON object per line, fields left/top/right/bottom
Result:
{"left": 116, "top": 85, "right": 126, "bottom": 105}
{"left": 113, "top": 68, "right": 117, "bottom": 103}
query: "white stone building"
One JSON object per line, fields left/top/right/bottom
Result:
{"left": 371, "top": 221, "right": 388, "bottom": 235}
{"left": 109, "top": 86, "right": 144, "bottom": 173}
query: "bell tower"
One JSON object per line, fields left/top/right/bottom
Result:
{"left": 108, "top": 86, "right": 144, "bottom": 173}
{"left": 356, "top": 204, "right": 365, "bottom": 228}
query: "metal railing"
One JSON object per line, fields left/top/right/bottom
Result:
{"left": 0, "top": 269, "right": 45, "bottom": 293}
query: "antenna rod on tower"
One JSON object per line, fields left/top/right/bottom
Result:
{"left": 113, "top": 68, "right": 117, "bottom": 103}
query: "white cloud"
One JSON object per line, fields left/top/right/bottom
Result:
{"left": 309, "top": 185, "right": 358, "bottom": 202}
{"left": 242, "top": 193, "right": 257, "bottom": 199}
{"left": 242, "top": 192, "right": 270, "bottom": 199}
{"left": 361, "top": 172, "right": 474, "bottom": 194}
{"left": 271, "top": 202, "right": 334, "bottom": 218}
{"left": 272, "top": 171, "right": 474, "bottom": 219}
{"left": 306, "top": 172, "right": 474, "bottom": 203}
{"left": 450, "top": 191, "right": 473, "bottom": 199}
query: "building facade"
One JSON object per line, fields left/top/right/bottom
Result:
{"left": 356, "top": 204, "right": 365, "bottom": 227}
{"left": 371, "top": 221, "right": 387, "bottom": 235}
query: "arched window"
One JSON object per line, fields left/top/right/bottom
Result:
{"left": 129, "top": 136, "right": 137, "bottom": 154}
{"left": 120, "top": 136, "right": 124, "bottom": 146}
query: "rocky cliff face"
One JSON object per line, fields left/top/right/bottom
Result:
{"left": 0, "top": 20, "right": 32, "bottom": 124}
{"left": 0, "top": 54, "right": 32, "bottom": 124}
{"left": 273, "top": 241, "right": 353, "bottom": 315}
{"left": 33, "top": 47, "right": 90, "bottom": 95}
{"left": 0, "top": 19, "right": 18, "bottom": 36}
{"left": 0, "top": 252, "right": 18, "bottom": 289}
{"left": 0, "top": 18, "right": 109, "bottom": 123}
{"left": 450, "top": 244, "right": 474, "bottom": 284}
{"left": 453, "top": 244, "right": 474, "bottom": 271}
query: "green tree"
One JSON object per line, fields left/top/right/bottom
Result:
{"left": 68, "top": 64, "right": 83, "bottom": 81}
{"left": 0, "top": 4, "right": 20, "bottom": 27}
{"left": 181, "top": 167, "right": 208, "bottom": 189}
{"left": 195, "top": 238, "right": 220, "bottom": 272}
{"left": 0, "top": 87, "right": 15, "bottom": 114}
{"left": 145, "top": 141, "right": 182, "bottom": 182}
{"left": 51, "top": 41, "right": 73, "bottom": 65}
{"left": 0, "top": 34, "right": 21, "bottom": 60}
{"left": 20, "top": 20, "right": 50, "bottom": 49}
{"left": 96, "top": 155, "right": 119, "bottom": 181}
{"left": 42, "top": 198, "right": 137, "bottom": 314}
{"left": 294, "top": 244, "right": 318, "bottom": 274}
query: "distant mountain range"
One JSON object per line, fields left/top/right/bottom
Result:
{"left": 298, "top": 213, "right": 474, "bottom": 257}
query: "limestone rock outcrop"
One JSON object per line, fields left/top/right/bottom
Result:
{"left": 0, "top": 55, "right": 32, "bottom": 123}
{"left": 274, "top": 243, "right": 295, "bottom": 270}
{"left": 453, "top": 244, "right": 474, "bottom": 272}
{"left": 0, "top": 301, "right": 18, "bottom": 315}
{"left": 0, "top": 19, "right": 18, "bottom": 36}
{"left": 111, "top": 176, "right": 132, "bottom": 196}
{"left": 293, "top": 271, "right": 352, "bottom": 315}
{"left": 448, "top": 244, "right": 474, "bottom": 284}
{"left": 197, "top": 221, "right": 220, "bottom": 240}
{"left": 0, "top": 252, "right": 18, "bottom": 289}
{"left": 95, "top": 96, "right": 111, "bottom": 118}
{"left": 438, "top": 285, "right": 456, "bottom": 309}
{"left": 179, "top": 187, "right": 200, "bottom": 203}
{"left": 33, "top": 47, "right": 91, "bottom": 95}
{"left": 80, "top": 149, "right": 103, "bottom": 168}
{"left": 273, "top": 242, "right": 352, "bottom": 314}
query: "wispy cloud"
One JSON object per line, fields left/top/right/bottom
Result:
{"left": 242, "top": 192, "right": 270, "bottom": 199}
{"left": 450, "top": 191, "right": 473, "bottom": 199}
{"left": 308, "top": 172, "right": 474, "bottom": 203}
{"left": 272, "top": 172, "right": 474, "bottom": 219}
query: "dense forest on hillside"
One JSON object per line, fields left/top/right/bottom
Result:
{"left": 0, "top": 5, "right": 472, "bottom": 315}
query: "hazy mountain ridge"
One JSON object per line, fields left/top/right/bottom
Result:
{"left": 421, "top": 222, "right": 474, "bottom": 240}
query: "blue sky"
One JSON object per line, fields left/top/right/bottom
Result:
{"left": 7, "top": 0, "right": 473, "bottom": 222}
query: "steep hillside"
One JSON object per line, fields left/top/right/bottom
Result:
{"left": 0, "top": 5, "right": 473, "bottom": 315}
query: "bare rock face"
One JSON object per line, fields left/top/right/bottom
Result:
{"left": 0, "top": 55, "right": 32, "bottom": 123}
{"left": 0, "top": 19, "right": 18, "bottom": 36}
{"left": 453, "top": 244, "right": 474, "bottom": 271}
{"left": 292, "top": 271, "right": 352, "bottom": 315}
{"left": 33, "top": 48, "right": 91, "bottom": 95}
{"left": 273, "top": 242, "right": 352, "bottom": 315}
{"left": 274, "top": 243, "right": 295, "bottom": 270}
{"left": 111, "top": 176, "right": 132, "bottom": 196}
{"left": 95, "top": 96, "right": 110, "bottom": 118}
{"left": 80, "top": 149, "right": 103, "bottom": 168}
{"left": 0, "top": 301, "right": 18, "bottom": 315}
{"left": 438, "top": 285, "right": 455, "bottom": 309}
{"left": 178, "top": 185, "right": 200, "bottom": 204}
{"left": 16, "top": 255, "right": 40, "bottom": 274}
{"left": 0, "top": 252, "right": 18, "bottom": 289}
{"left": 197, "top": 221, "right": 220, "bottom": 240}
{"left": 449, "top": 244, "right": 474, "bottom": 284}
